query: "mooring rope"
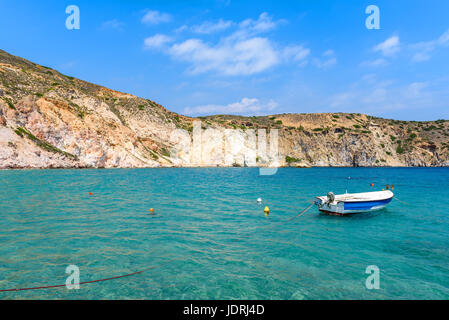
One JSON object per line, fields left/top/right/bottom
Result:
{"left": 394, "top": 197, "right": 409, "bottom": 206}
{"left": 0, "top": 199, "right": 317, "bottom": 293}
{"left": 257, "top": 201, "right": 315, "bottom": 231}
{"left": 0, "top": 257, "right": 179, "bottom": 293}
{"left": 285, "top": 201, "right": 315, "bottom": 223}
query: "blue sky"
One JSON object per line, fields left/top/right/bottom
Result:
{"left": 1, "top": 0, "right": 449, "bottom": 120}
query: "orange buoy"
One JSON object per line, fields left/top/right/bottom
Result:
{"left": 386, "top": 184, "right": 390, "bottom": 190}
{"left": 370, "top": 183, "right": 374, "bottom": 187}
{"left": 391, "top": 184, "right": 395, "bottom": 191}
{"left": 149, "top": 208, "right": 155, "bottom": 214}
{"left": 89, "top": 192, "right": 93, "bottom": 196}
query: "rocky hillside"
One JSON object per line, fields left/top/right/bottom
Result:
{"left": 202, "top": 113, "right": 449, "bottom": 167}
{"left": 1, "top": 49, "right": 448, "bottom": 168}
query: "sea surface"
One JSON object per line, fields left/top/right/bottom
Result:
{"left": 0, "top": 168, "right": 448, "bottom": 300}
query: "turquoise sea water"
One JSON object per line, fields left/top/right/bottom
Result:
{"left": 0, "top": 168, "right": 448, "bottom": 300}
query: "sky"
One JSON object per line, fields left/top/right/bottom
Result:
{"left": 1, "top": 0, "right": 449, "bottom": 121}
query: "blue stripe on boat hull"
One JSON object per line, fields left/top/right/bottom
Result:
{"left": 343, "top": 198, "right": 392, "bottom": 211}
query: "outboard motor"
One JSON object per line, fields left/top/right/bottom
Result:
{"left": 327, "top": 192, "right": 335, "bottom": 204}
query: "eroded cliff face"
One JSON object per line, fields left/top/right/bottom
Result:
{"left": 273, "top": 113, "right": 449, "bottom": 167}
{"left": 1, "top": 49, "right": 448, "bottom": 169}
{"left": 0, "top": 49, "right": 192, "bottom": 168}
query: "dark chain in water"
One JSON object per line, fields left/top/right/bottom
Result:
{"left": 0, "top": 201, "right": 315, "bottom": 293}
{"left": 0, "top": 257, "right": 179, "bottom": 293}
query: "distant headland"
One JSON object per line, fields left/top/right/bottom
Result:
{"left": 1, "top": 49, "right": 448, "bottom": 169}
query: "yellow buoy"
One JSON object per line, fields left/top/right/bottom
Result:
{"left": 264, "top": 206, "right": 270, "bottom": 215}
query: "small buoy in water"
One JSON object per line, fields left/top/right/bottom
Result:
{"left": 264, "top": 206, "right": 270, "bottom": 215}
{"left": 257, "top": 198, "right": 262, "bottom": 203}
{"left": 149, "top": 208, "right": 155, "bottom": 214}
{"left": 386, "top": 184, "right": 390, "bottom": 190}
{"left": 391, "top": 184, "right": 395, "bottom": 191}
{"left": 370, "top": 183, "right": 374, "bottom": 187}
{"left": 89, "top": 192, "right": 93, "bottom": 196}
{"left": 382, "top": 188, "right": 385, "bottom": 191}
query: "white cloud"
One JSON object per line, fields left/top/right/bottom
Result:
{"left": 410, "top": 28, "right": 449, "bottom": 62}
{"left": 144, "top": 12, "right": 316, "bottom": 76}
{"left": 144, "top": 34, "right": 173, "bottom": 49}
{"left": 438, "top": 29, "right": 449, "bottom": 46}
{"left": 327, "top": 76, "right": 442, "bottom": 116}
{"left": 229, "top": 12, "right": 285, "bottom": 41}
{"left": 166, "top": 13, "right": 288, "bottom": 76}
{"left": 373, "top": 36, "right": 400, "bottom": 56}
{"left": 191, "top": 19, "right": 233, "bottom": 34}
{"left": 313, "top": 50, "right": 337, "bottom": 69}
{"left": 184, "top": 97, "right": 278, "bottom": 115}
{"left": 141, "top": 10, "right": 172, "bottom": 25}
{"left": 169, "top": 37, "right": 279, "bottom": 75}
{"left": 405, "top": 82, "right": 428, "bottom": 97}
{"left": 313, "top": 57, "right": 337, "bottom": 69}
{"left": 100, "top": 19, "right": 124, "bottom": 31}
{"left": 239, "top": 12, "right": 280, "bottom": 33}
{"left": 410, "top": 41, "right": 436, "bottom": 62}
{"left": 178, "top": 12, "right": 282, "bottom": 37}
{"left": 175, "top": 25, "right": 188, "bottom": 33}
{"left": 368, "top": 30, "right": 448, "bottom": 64}
{"left": 412, "top": 52, "right": 431, "bottom": 62}
{"left": 361, "top": 58, "right": 388, "bottom": 67}
{"left": 283, "top": 45, "right": 310, "bottom": 63}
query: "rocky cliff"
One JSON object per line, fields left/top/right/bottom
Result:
{"left": 1, "top": 49, "right": 448, "bottom": 168}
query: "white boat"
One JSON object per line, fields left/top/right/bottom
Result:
{"left": 315, "top": 190, "right": 394, "bottom": 215}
